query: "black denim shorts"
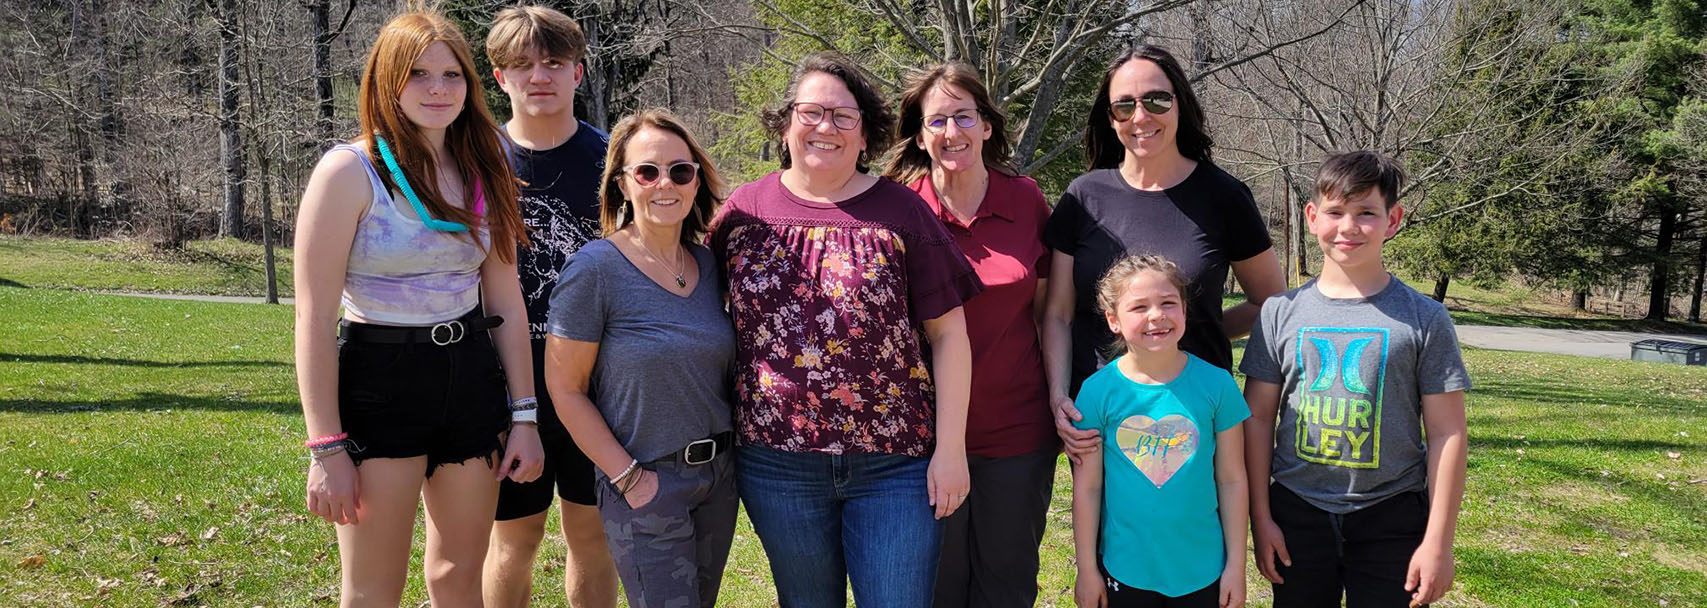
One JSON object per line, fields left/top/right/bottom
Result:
{"left": 336, "top": 320, "right": 509, "bottom": 475}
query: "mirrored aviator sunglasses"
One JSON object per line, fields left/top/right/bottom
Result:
{"left": 1108, "top": 91, "right": 1176, "bottom": 121}
{"left": 624, "top": 161, "right": 700, "bottom": 186}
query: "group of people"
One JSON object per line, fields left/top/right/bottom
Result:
{"left": 292, "top": 6, "right": 1470, "bottom": 608}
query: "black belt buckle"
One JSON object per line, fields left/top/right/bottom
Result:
{"left": 682, "top": 438, "right": 718, "bottom": 465}
{"left": 430, "top": 320, "right": 466, "bottom": 346}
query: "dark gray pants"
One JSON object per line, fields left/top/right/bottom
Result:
{"left": 933, "top": 449, "right": 1059, "bottom": 608}
{"left": 596, "top": 452, "right": 737, "bottom": 608}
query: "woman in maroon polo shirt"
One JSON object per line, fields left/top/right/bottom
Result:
{"left": 886, "top": 62, "right": 1058, "bottom": 608}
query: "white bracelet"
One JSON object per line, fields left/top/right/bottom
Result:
{"left": 609, "top": 458, "right": 641, "bottom": 487}
{"left": 510, "top": 408, "right": 538, "bottom": 423}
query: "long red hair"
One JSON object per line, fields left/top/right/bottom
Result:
{"left": 356, "top": 11, "right": 526, "bottom": 262}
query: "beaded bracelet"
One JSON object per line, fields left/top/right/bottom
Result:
{"left": 305, "top": 432, "right": 348, "bottom": 448}
{"left": 609, "top": 459, "right": 640, "bottom": 489}
{"left": 310, "top": 445, "right": 347, "bottom": 460}
{"left": 509, "top": 396, "right": 539, "bottom": 411}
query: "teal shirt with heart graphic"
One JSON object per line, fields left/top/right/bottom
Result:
{"left": 1073, "top": 352, "right": 1250, "bottom": 597}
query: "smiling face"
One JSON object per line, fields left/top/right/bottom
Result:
{"left": 616, "top": 126, "right": 699, "bottom": 231}
{"left": 784, "top": 71, "right": 865, "bottom": 177}
{"left": 397, "top": 42, "right": 467, "bottom": 131}
{"left": 1105, "top": 269, "right": 1187, "bottom": 354}
{"left": 494, "top": 46, "right": 581, "bottom": 119}
{"left": 917, "top": 83, "right": 991, "bottom": 174}
{"left": 1307, "top": 189, "right": 1404, "bottom": 271}
{"left": 1107, "top": 58, "right": 1179, "bottom": 162}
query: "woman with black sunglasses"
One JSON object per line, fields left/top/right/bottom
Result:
{"left": 1040, "top": 42, "right": 1285, "bottom": 474}
{"left": 709, "top": 52, "right": 981, "bottom": 607}
{"left": 541, "top": 109, "right": 738, "bottom": 608}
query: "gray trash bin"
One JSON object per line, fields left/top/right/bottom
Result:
{"left": 1630, "top": 339, "right": 1707, "bottom": 366}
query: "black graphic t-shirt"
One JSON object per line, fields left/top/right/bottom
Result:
{"left": 508, "top": 121, "right": 608, "bottom": 436}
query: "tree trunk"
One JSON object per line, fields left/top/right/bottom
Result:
{"left": 216, "top": 0, "right": 245, "bottom": 238}
{"left": 311, "top": 0, "right": 335, "bottom": 149}
{"left": 261, "top": 152, "right": 278, "bottom": 304}
{"left": 1572, "top": 288, "right": 1588, "bottom": 312}
{"left": 92, "top": 0, "right": 128, "bottom": 231}
{"left": 1646, "top": 207, "right": 1677, "bottom": 320}
{"left": 1690, "top": 231, "right": 1705, "bottom": 323}
{"left": 581, "top": 12, "right": 611, "bottom": 131}
{"left": 1433, "top": 274, "right": 1450, "bottom": 302}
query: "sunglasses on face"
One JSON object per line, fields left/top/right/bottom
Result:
{"left": 622, "top": 161, "right": 700, "bottom": 187}
{"left": 923, "top": 111, "right": 980, "bottom": 133}
{"left": 793, "top": 102, "right": 863, "bottom": 130}
{"left": 1109, "top": 91, "right": 1176, "bottom": 121}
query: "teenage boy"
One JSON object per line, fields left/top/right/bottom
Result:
{"left": 482, "top": 7, "right": 617, "bottom": 608}
{"left": 1240, "top": 151, "right": 1470, "bottom": 608}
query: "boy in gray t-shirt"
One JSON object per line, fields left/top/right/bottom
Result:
{"left": 1240, "top": 151, "right": 1470, "bottom": 608}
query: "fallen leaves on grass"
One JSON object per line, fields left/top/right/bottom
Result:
{"left": 18, "top": 555, "right": 45, "bottom": 569}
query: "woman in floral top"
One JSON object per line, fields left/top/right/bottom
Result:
{"left": 710, "top": 52, "right": 981, "bottom": 607}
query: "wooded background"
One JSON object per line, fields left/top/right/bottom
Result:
{"left": 2, "top": 0, "right": 1704, "bottom": 321}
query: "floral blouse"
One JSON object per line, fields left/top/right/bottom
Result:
{"left": 710, "top": 172, "right": 982, "bottom": 457}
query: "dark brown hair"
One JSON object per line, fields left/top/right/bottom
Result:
{"left": 358, "top": 11, "right": 526, "bottom": 262}
{"left": 485, "top": 5, "right": 588, "bottom": 68}
{"left": 760, "top": 52, "right": 894, "bottom": 173}
{"left": 884, "top": 62, "right": 1016, "bottom": 184}
{"left": 1315, "top": 151, "right": 1406, "bottom": 209}
{"left": 598, "top": 109, "right": 726, "bottom": 245}
{"left": 1085, "top": 45, "right": 1213, "bottom": 171}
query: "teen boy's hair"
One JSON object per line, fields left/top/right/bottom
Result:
{"left": 485, "top": 5, "right": 588, "bottom": 68}
{"left": 1315, "top": 150, "right": 1406, "bottom": 209}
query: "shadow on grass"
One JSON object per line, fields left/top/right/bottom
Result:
{"left": 0, "top": 391, "right": 296, "bottom": 413}
{"left": 0, "top": 278, "right": 26, "bottom": 288}
{"left": 2, "top": 352, "right": 288, "bottom": 368}
{"left": 1473, "top": 376, "right": 1705, "bottom": 414}
{"left": 1456, "top": 545, "right": 1701, "bottom": 606}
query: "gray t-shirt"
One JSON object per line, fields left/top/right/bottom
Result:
{"left": 1239, "top": 277, "right": 1471, "bottom": 514}
{"left": 546, "top": 238, "right": 735, "bottom": 463}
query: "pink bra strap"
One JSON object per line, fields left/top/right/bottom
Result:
{"left": 473, "top": 178, "right": 486, "bottom": 217}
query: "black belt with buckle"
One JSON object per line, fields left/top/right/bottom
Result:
{"left": 339, "top": 313, "right": 503, "bottom": 346}
{"left": 663, "top": 431, "right": 733, "bottom": 466}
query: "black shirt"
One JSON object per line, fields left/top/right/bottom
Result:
{"left": 508, "top": 121, "right": 608, "bottom": 435}
{"left": 1043, "top": 161, "right": 1271, "bottom": 397}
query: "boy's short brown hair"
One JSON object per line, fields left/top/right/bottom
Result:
{"left": 485, "top": 5, "right": 587, "bottom": 68}
{"left": 1315, "top": 150, "right": 1406, "bottom": 209}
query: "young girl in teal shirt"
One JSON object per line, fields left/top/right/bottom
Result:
{"left": 1072, "top": 254, "right": 1250, "bottom": 608}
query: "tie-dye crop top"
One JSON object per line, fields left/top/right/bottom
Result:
{"left": 330, "top": 143, "right": 486, "bottom": 325}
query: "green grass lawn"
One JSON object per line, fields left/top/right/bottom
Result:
{"left": 0, "top": 235, "right": 293, "bottom": 297}
{"left": 3, "top": 286, "right": 1706, "bottom": 606}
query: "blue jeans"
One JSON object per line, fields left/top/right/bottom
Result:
{"left": 738, "top": 445, "right": 943, "bottom": 608}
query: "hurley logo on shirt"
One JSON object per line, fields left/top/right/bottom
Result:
{"left": 1293, "top": 327, "right": 1389, "bottom": 468}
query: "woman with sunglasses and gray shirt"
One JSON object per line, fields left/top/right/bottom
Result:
{"left": 1042, "top": 46, "right": 1287, "bottom": 468}
{"left": 542, "top": 109, "right": 737, "bottom": 608}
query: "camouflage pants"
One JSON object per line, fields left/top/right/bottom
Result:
{"left": 597, "top": 452, "right": 737, "bottom": 608}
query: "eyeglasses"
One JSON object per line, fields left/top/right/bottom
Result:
{"left": 793, "top": 102, "right": 862, "bottom": 130}
{"left": 923, "top": 111, "right": 980, "bottom": 133}
{"left": 622, "top": 161, "right": 700, "bottom": 187}
{"left": 1109, "top": 91, "right": 1175, "bottom": 122}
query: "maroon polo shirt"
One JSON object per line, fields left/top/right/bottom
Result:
{"left": 911, "top": 171, "right": 1059, "bottom": 458}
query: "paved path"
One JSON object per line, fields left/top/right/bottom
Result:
{"left": 99, "top": 291, "right": 294, "bottom": 305}
{"left": 1455, "top": 325, "right": 1707, "bottom": 360}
